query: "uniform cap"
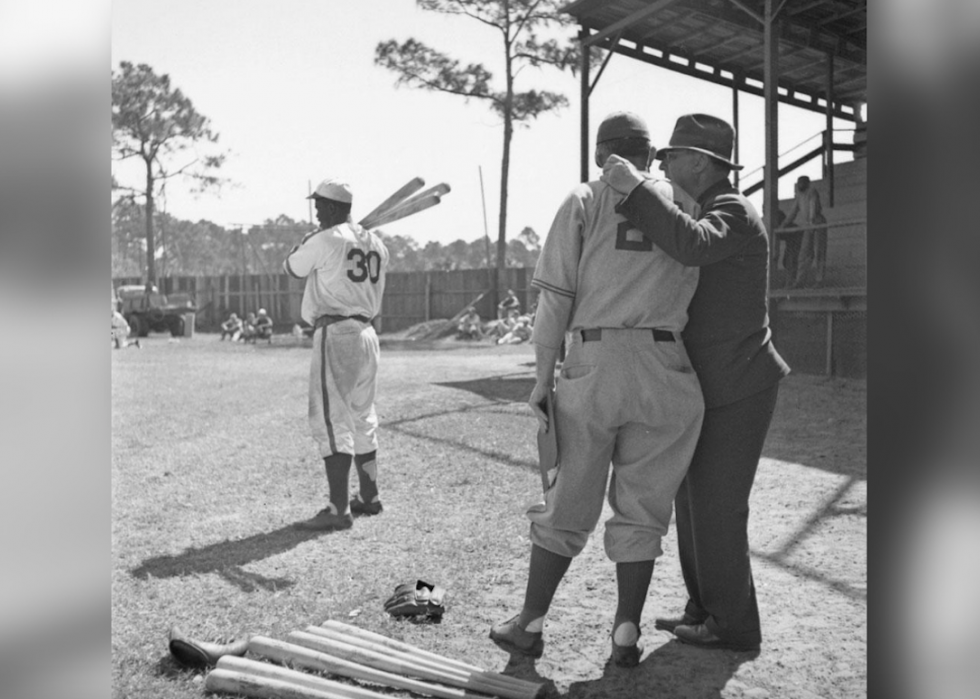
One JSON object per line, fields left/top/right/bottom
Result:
{"left": 656, "top": 113, "right": 743, "bottom": 170}
{"left": 307, "top": 178, "right": 353, "bottom": 203}
{"left": 596, "top": 111, "right": 650, "bottom": 144}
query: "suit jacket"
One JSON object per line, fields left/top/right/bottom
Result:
{"left": 618, "top": 178, "right": 790, "bottom": 408}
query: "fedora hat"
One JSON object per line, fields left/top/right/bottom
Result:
{"left": 656, "top": 113, "right": 743, "bottom": 170}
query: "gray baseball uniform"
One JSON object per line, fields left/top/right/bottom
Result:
{"left": 527, "top": 176, "right": 705, "bottom": 563}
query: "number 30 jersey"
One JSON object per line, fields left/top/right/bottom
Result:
{"left": 284, "top": 220, "right": 390, "bottom": 325}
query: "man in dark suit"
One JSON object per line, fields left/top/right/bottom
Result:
{"left": 602, "top": 113, "right": 791, "bottom": 651}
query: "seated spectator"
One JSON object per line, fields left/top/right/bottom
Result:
{"left": 111, "top": 310, "right": 141, "bottom": 349}
{"left": 496, "top": 314, "right": 533, "bottom": 345}
{"left": 497, "top": 289, "right": 521, "bottom": 321}
{"left": 220, "top": 312, "right": 244, "bottom": 341}
{"left": 456, "top": 306, "right": 483, "bottom": 340}
{"left": 252, "top": 308, "right": 274, "bottom": 343}
{"left": 241, "top": 312, "right": 258, "bottom": 342}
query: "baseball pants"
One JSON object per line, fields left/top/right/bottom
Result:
{"left": 527, "top": 327, "right": 704, "bottom": 562}
{"left": 309, "top": 319, "right": 380, "bottom": 457}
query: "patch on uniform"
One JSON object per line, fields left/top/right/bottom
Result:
{"left": 614, "top": 220, "right": 653, "bottom": 251}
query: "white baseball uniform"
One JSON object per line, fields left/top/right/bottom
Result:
{"left": 284, "top": 220, "right": 389, "bottom": 458}
{"left": 527, "top": 176, "right": 705, "bottom": 563}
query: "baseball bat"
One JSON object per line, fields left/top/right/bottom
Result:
{"left": 320, "top": 620, "right": 481, "bottom": 673}
{"left": 289, "top": 630, "right": 540, "bottom": 699}
{"left": 357, "top": 177, "right": 425, "bottom": 228}
{"left": 309, "top": 624, "right": 537, "bottom": 694}
{"left": 247, "top": 636, "right": 485, "bottom": 699}
{"left": 361, "top": 183, "right": 450, "bottom": 228}
{"left": 206, "top": 667, "right": 365, "bottom": 699}
{"left": 364, "top": 194, "right": 441, "bottom": 229}
{"left": 213, "top": 656, "right": 389, "bottom": 699}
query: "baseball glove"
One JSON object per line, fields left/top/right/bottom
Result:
{"left": 383, "top": 580, "right": 446, "bottom": 619}
{"left": 168, "top": 625, "right": 250, "bottom": 668}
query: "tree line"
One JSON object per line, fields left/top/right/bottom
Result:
{"left": 111, "top": 197, "right": 541, "bottom": 278}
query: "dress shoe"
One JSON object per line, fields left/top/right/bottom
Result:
{"left": 489, "top": 615, "right": 544, "bottom": 658}
{"left": 653, "top": 612, "right": 705, "bottom": 633}
{"left": 674, "top": 623, "right": 760, "bottom": 652}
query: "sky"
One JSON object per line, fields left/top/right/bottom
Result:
{"left": 111, "top": 0, "right": 852, "bottom": 246}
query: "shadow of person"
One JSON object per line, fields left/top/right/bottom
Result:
{"left": 501, "top": 655, "right": 561, "bottom": 699}
{"left": 130, "top": 522, "right": 332, "bottom": 592}
{"left": 564, "top": 639, "right": 759, "bottom": 699}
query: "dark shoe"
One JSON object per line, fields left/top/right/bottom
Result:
{"left": 489, "top": 615, "right": 544, "bottom": 658}
{"left": 293, "top": 508, "right": 353, "bottom": 531}
{"left": 610, "top": 638, "right": 641, "bottom": 668}
{"left": 654, "top": 612, "right": 705, "bottom": 633}
{"left": 168, "top": 625, "right": 249, "bottom": 668}
{"left": 674, "top": 623, "right": 760, "bottom": 652}
{"left": 350, "top": 497, "right": 383, "bottom": 516}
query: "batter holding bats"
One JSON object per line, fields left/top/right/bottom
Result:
{"left": 490, "top": 112, "right": 705, "bottom": 667}
{"left": 284, "top": 178, "right": 390, "bottom": 531}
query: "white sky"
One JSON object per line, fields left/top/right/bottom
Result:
{"left": 111, "top": 0, "right": 852, "bottom": 246}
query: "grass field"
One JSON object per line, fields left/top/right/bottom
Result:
{"left": 112, "top": 333, "right": 866, "bottom": 699}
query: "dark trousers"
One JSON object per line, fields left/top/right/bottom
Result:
{"left": 676, "top": 383, "right": 779, "bottom": 645}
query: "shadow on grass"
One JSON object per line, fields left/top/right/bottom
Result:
{"left": 435, "top": 374, "right": 536, "bottom": 403}
{"left": 131, "top": 524, "right": 328, "bottom": 592}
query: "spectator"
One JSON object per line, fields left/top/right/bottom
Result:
{"left": 252, "top": 308, "right": 274, "bottom": 343}
{"left": 241, "top": 312, "right": 258, "bottom": 343}
{"left": 220, "top": 313, "right": 243, "bottom": 341}
{"left": 496, "top": 314, "right": 533, "bottom": 345}
{"left": 497, "top": 289, "right": 521, "bottom": 320}
{"left": 111, "top": 310, "right": 141, "bottom": 349}
{"left": 784, "top": 175, "right": 826, "bottom": 288}
{"left": 456, "top": 306, "right": 483, "bottom": 340}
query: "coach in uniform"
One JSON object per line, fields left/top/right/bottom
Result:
{"left": 490, "top": 112, "right": 705, "bottom": 667}
{"left": 283, "top": 178, "right": 390, "bottom": 531}
{"left": 603, "top": 113, "right": 791, "bottom": 651}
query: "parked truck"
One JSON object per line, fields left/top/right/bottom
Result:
{"left": 115, "top": 284, "right": 197, "bottom": 337}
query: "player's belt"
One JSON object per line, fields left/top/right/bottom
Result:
{"left": 314, "top": 313, "right": 372, "bottom": 328}
{"left": 580, "top": 328, "right": 675, "bottom": 343}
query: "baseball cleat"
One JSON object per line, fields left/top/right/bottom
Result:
{"left": 489, "top": 615, "right": 544, "bottom": 658}
{"left": 293, "top": 508, "right": 353, "bottom": 531}
{"left": 609, "top": 638, "right": 641, "bottom": 668}
{"left": 350, "top": 497, "right": 383, "bottom": 516}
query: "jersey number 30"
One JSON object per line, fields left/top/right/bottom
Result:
{"left": 347, "top": 248, "right": 382, "bottom": 283}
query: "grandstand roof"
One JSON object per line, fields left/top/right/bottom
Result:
{"left": 562, "top": 0, "right": 867, "bottom": 121}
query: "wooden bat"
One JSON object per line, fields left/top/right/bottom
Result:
{"left": 357, "top": 177, "right": 425, "bottom": 228}
{"left": 363, "top": 194, "right": 441, "bottom": 229}
{"left": 288, "top": 630, "right": 541, "bottom": 699}
{"left": 360, "top": 182, "right": 450, "bottom": 229}
{"left": 247, "top": 636, "right": 487, "bottom": 699}
{"left": 309, "top": 624, "right": 537, "bottom": 695}
{"left": 212, "top": 656, "right": 390, "bottom": 699}
{"left": 320, "top": 620, "right": 482, "bottom": 673}
{"left": 206, "top": 667, "right": 369, "bottom": 699}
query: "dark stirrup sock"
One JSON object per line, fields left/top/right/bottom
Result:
{"left": 353, "top": 450, "right": 379, "bottom": 503}
{"left": 323, "top": 453, "right": 354, "bottom": 514}
{"left": 614, "top": 560, "right": 655, "bottom": 641}
{"left": 518, "top": 544, "right": 573, "bottom": 628}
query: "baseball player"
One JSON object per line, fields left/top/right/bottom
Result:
{"left": 489, "top": 112, "right": 705, "bottom": 667}
{"left": 284, "top": 178, "right": 389, "bottom": 531}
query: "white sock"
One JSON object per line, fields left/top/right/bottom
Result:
{"left": 613, "top": 621, "right": 639, "bottom": 646}
{"left": 523, "top": 615, "right": 545, "bottom": 633}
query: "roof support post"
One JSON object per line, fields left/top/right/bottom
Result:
{"left": 763, "top": 0, "right": 781, "bottom": 284}
{"left": 825, "top": 51, "right": 836, "bottom": 206}
{"left": 580, "top": 26, "right": 590, "bottom": 183}
{"left": 732, "top": 74, "right": 741, "bottom": 188}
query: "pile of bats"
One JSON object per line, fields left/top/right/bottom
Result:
{"left": 205, "top": 620, "right": 544, "bottom": 699}
{"left": 358, "top": 178, "right": 450, "bottom": 230}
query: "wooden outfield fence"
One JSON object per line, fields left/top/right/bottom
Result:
{"left": 113, "top": 267, "right": 540, "bottom": 334}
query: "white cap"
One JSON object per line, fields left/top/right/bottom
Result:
{"left": 307, "top": 178, "right": 352, "bottom": 203}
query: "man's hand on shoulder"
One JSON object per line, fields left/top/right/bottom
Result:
{"left": 601, "top": 154, "right": 644, "bottom": 195}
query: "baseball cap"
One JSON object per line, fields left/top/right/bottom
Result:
{"left": 307, "top": 178, "right": 353, "bottom": 203}
{"left": 596, "top": 111, "right": 650, "bottom": 144}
